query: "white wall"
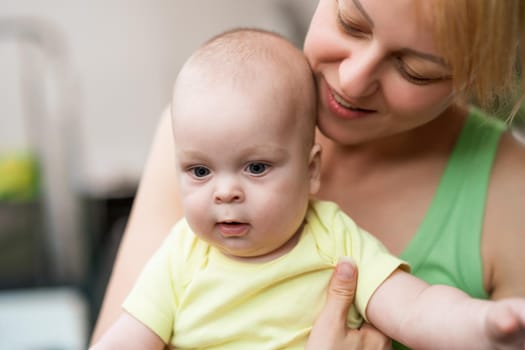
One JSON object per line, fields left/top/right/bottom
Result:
{"left": 0, "top": 0, "right": 317, "bottom": 194}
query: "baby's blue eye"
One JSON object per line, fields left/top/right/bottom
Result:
{"left": 246, "top": 162, "right": 268, "bottom": 175}
{"left": 190, "top": 166, "right": 210, "bottom": 178}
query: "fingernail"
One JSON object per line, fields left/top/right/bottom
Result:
{"left": 337, "top": 256, "right": 356, "bottom": 280}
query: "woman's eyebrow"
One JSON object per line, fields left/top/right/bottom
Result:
{"left": 352, "top": 0, "right": 374, "bottom": 28}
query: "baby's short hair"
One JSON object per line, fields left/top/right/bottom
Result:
{"left": 174, "top": 28, "right": 317, "bottom": 146}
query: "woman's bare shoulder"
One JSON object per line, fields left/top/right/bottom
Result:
{"left": 491, "top": 129, "right": 525, "bottom": 202}
{"left": 483, "top": 130, "right": 525, "bottom": 299}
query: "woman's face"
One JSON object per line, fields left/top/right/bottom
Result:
{"left": 304, "top": 0, "right": 455, "bottom": 146}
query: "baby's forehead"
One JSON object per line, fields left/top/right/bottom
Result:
{"left": 175, "top": 64, "right": 298, "bottom": 116}
{"left": 173, "top": 78, "right": 314, "bottom": 151}
{"left": 173, "top": 87, "right": 296, "bottom": 130}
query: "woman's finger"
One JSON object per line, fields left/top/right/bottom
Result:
{"left": 323, "top": 257, "right": 358, "bottom": 322}
{"left": 306, "top": 257, "right": 358, "bottom": 350}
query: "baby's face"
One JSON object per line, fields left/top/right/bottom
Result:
{"left": 172, "top": 79, "right": 318, "bottom": 262}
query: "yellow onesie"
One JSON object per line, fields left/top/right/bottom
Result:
{"left": 123, "top": 199, "right": 408, "bottom": 349}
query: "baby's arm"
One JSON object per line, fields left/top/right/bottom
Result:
{"left": 90, "top": 312, "right": 166, "bottom": 350}
{"left": 367, "top": 269, "right": 525, "bottom": 349}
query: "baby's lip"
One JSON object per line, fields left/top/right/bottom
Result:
{"left": 218, "top": 219, "right": 246, "bottom": 225}
{"left": 217, "top": 222, "right": 250, "bottom": 237}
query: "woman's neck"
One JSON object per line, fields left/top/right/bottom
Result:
{"left": 314, "top": 104, "right": 469, "bottom": 254}
{"left": 316, "top": 104, "right": 468, "bottom": 176}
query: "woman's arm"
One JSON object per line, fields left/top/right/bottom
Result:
{"left": 90, "top": 313, "right": 165, "bottom": 350}
{"left": 91, "top": 108, "right": 184, "bottom": 343}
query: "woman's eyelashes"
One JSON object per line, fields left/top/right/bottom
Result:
{"left": 394, "top": 58, "right": 452, "bottom": 85}
{"left": 335, "top": 6, "right": 451, "bottom": 86}
{"left": 394, "top": 58, "right": 435, "bottom": 85}
{"left": 336, "top": 10, "right": 369, "bottom": 37}
{"left": 335, "top": 10, "right": 432, "bottom": 85}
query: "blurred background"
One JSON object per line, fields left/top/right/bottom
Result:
{"left": 1, "top": 1, "right": 524, "bottom": 349}
{"left": 0, "top": 1, "right": 316, "bottom": 348}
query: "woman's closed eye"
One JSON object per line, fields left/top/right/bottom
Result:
{"left": 394, "top": 57, "right": 451, "bottom": 85}
{"left": 336, "top": 11, "right": 369, "bottom": 38}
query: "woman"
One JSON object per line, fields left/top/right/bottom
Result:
{"left": 92, "top": 0, "right": 525, "bottom": 348}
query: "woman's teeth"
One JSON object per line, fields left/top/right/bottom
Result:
{"left": 333, "top": 92, "right": 359, "bottom": 110}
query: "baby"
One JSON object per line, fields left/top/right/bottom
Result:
{"left": 92, "top": 28, "right": 525, "bottom": 350}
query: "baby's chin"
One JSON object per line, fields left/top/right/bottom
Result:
{"left": 217, "top": 244, "right": 287, "bottom": 263}
{"left": 222, "top": 231, "right": 302, "bottom": 263}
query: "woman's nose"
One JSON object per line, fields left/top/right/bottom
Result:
{"left": 338, "top": 45, "right": 381, "bottom": 98}
{"left": 214, "top": 178, "right": 244, "bottom": 204}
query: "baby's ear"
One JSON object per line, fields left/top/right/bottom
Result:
{"left": 308, "top": 144, "right": 322, "bottom": 194}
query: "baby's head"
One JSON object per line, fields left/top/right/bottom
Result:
{"left": 171, "top": 28, "right": 320, "bottom": 262}
{"left": 172, "top": 28, "right": 317, "bottom": 150}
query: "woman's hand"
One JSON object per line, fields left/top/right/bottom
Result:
{"left": 306, "top": 258, "right": 392, "bottom": 350}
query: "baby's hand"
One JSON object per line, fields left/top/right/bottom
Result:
{"left": 484, "top": 298, "right": 525, "bottom": 349}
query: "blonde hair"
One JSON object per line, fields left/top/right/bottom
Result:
{"left": 427, "top": 0, "right": 525, "bottom": 120}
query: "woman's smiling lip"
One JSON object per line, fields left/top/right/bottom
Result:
{"left": 323, "top": 80, "right": 377, "bottom": 120}
{"left": 217, "top": 222, "right": 250, "bottom": 237}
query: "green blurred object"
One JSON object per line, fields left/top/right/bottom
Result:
{"left": 0, "top": 152, "right": 40, "bottom": 202}
{"left": 0, "top": 151, "right": 44, "bottom": 288}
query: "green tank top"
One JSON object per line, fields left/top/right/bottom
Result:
{"left": 393, "top": 108, "right": 505, "bottom": 350}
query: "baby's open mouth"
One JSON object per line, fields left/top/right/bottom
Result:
{"left": 217, "top": 222, "right": 249, "bottom": 236}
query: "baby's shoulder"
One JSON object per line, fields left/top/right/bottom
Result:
{"left": 307, "top": 199, "right": 366, "bottom": 256}
{"left": 307, "top": 200, "right": 360, "bottom": 234}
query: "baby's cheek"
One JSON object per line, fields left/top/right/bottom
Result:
{"left": 183, "top": 194, "right": 211, "bottom": 226}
